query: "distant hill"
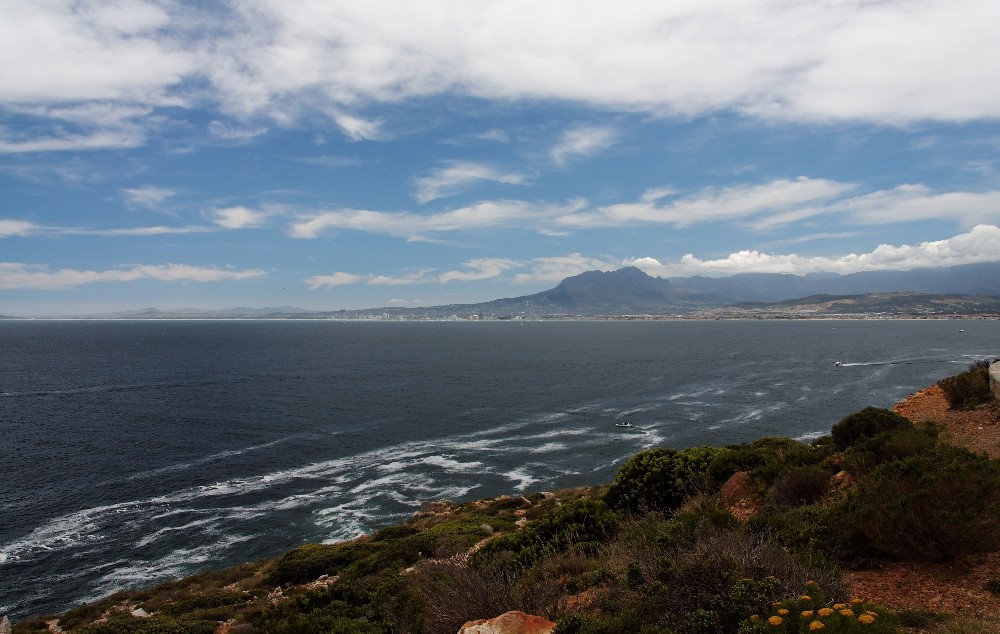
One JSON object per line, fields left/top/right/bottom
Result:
{"left": 30, "top": 261, "right": 1000, "bottom": 319}
{"left": 729, "top": 292, "right": 1000, "bottom": 316}
{"left": 670, "top": 261, "right": 1000, "bottom": 303}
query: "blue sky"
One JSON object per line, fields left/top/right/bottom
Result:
{"left": 2, "top": 1, "right": 1000, "bottom": 315}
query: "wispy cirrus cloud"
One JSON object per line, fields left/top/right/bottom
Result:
{"left": 123, "top": 186, "right": 176, "bottom": 209}
{"left": 306, "top": 253, "right": 617, "bottom": 291}
{"left": 289, "top": 199, "right": 587, "bottom": 239}
{"left": 439, "top": 258, "right": 521, "bottom": 282}
{"left": 212, "top": 206, "right": 274, "bottom": 229}
{"left": 0, "top": 263, "right": 266, "bottom": 290}
{"left": 412, "top": 161, "right": 530, "bottom": 203}
{"left": 285, "top": 176, "right": 1000, "bottom": 241}
{"left": 0, "top": 219, "right": 40, "bottom": 237}
{"left": 551, "top": 125, "right": 619, "bottom": 166}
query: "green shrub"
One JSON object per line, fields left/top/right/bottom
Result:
{"left": 768, "top": 466, "right": 832, "bottom": 507}
{"left": 472, "top": 499, "right": 619, "bottom": 569}
{"left": 709, "top": 438, "right": 829, "bottom": 490}
{"left": 159, "top": 590, "right": 248, "bottom": 615}
{"left": 824, "top": 445, "right": 1000, "bottom": 562}
{"left": 267, "top": 542, "right": 375, "bottom": 586}
{"left": 74, "top": 614, "right": 216, "bottom": 634}
{"left": 939, "top": 359, "right": 995, "bottom": 409}
{"left": 831, "top": 407, "right": 911, "bottom": 451}
{"left": 605, "top": 447, "right": 723, "bottom": 514}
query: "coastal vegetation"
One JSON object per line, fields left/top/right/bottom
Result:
{"left": 10, "top": 364, "right": 999, "bottom": 634}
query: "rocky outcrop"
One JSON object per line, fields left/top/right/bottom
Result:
{"left": 458, "top": 610, "right": 556, "bottom": 634}
{"left": 1, "top": 615, "right": 12, "bottom": 634}
{"left": 720, "top": 471, "right": 752, "bottom": 505}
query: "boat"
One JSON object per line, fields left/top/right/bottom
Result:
{"left": 615, "top": 421, "right": 632, "bottom": 427}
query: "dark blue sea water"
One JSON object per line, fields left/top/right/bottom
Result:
{"left": 1, "top": 319, "right": 997, "bottom": 619}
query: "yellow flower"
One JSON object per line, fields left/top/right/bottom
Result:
{"left": 818, "top": 607, "right": 834, "bottom": 617}
{"left": 851, "top": 598, "right": 865, "bottom": 605}
{"left": 750, "top": 615, "right": 760, "bottom": 623}
{"left": 858, "top": 613, "right": 877, "bottom": 624}
{"left": 777, "top": 608, "right": 789, "bottom": 616}
{"left": 768, "top": 615, "right": 783, "bottom": 626}
{"left": 832, "top": 604, "right": 846, "bottom": 610}
{"left": 800, "top": 595, "right": 813, "bottom": 601}
{"left": 809, "top": 620, "right": 825, "bottom": 630}
{"left": 802, "top": 610, "right": 814, "bottom": 618}
{"left": 839, "top": 609, "right": 854, "bottom": 617}
{"left": 805, "top": 581, "right": 819, "bottom": 588}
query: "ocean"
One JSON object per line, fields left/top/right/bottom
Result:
{"left": 1, "top": 319, "right": 996, "bottom": 619}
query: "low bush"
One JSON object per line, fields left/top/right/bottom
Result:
{"left": 769, "top": 466, "right": 833, "bottom": 507}
{"left": 472, "top": 499, "right": 619, "bottom": 569}
{"left": 709, "top": 438, "right": 829, "bottom": 490}
{"left": 939, "top": 359, "right": 995, "bottom": 409}
{"left": 605, "top": 447, "right": 723, "bottom": 514}
{"left": 831, "top": 407, "right": 911, "bottom": 451}
{"left": 739, "top": 583, "right": 898, "bottom": 633}
{"left": 824, "top": 445, "right": 1000, "bottom": 562}
{"left": 267, "top": 542, "right": 374, "bottom": 586}
{"left": 74, "top": 614, "right": 216, "bottom": 634}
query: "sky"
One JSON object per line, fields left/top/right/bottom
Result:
{"left": 2, "top": 1, "right": 1000, "bottom": 315}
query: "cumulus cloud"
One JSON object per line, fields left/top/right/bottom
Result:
{"left": 625, "top": 224, "right": 1000, "bottom": 277}
{"left": 0, "top": 263, "right": 266, "bottom": 290}
{"left": 412, "top": 162, "right": 530, "bottom": 204}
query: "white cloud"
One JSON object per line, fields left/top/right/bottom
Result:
{"left": 369, "top": 269, "right": 436, "bottom": 286}
{"left": 512, "top": 253, "right": 619, "bottom": 283}
{"left": 626, "top": 224, "right": 1000, "bottom": 277}
{"left": 4, "top": 0, "right": 999, "bottom": 153}
{"left": 551, "top": 125, "right": 619, "bottom": 166}
{"left": 305, "top": 272, "right": 366, "bottom": 290}
{"left": 289, "top": 199, "right": 587, "bottom": 239}
{"left": 207, "top": 121, "right": 269, "bottom": 142}
{"left": 67, "top": 225, "right": 214, "bottom": 236}
{"left": 565, "top": 178, "right": 855, "bottom": 229}
{"left": 0, "top": 263, "right": 266, "bottom": 290}
{"left": 0, "top": 220, "right": 39, "bottom": 237}
{"left": 123, "top": 186, "right": 175, "bottom": 208}
{"left": 412, "top": 162, "right": 530, "bottom": 204}
{"left": 212, "top": 206, "right": 272, "bottom": 229}
{"left": 331, "top": 112, "right": 384, "bottom": 141}
{"left": 439, "top": 258, "right": 521, "bottom": 282}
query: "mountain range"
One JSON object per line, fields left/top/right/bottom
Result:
{"left": 12, "top": 261, "right": 1000, "bottom": 319}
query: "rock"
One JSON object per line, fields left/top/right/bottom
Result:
{"left": 540, "top": 491, "right": 556, "bottom": 500}
{"left": 130, "top": 608, "right": 149, "bottom": 618}
{"left": 720, "top": 471, "right": 752, "bottom": 505}
{"left": 415, "top": 499, "right": 455, "bottom": 517}
{"left": 458, "top": 610, "right": 556, "bottom": 634}
{"left": 480, "top": 523, "right": 494, "bottom": 535}
{"left": 830, "top": 470, "right": 854, "bottom": 491}
{"left": 515, "top": 517, "right": 528, "bottom": 528}
{"left": 1, "top": 615, "right": 11, "bottom": 634}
